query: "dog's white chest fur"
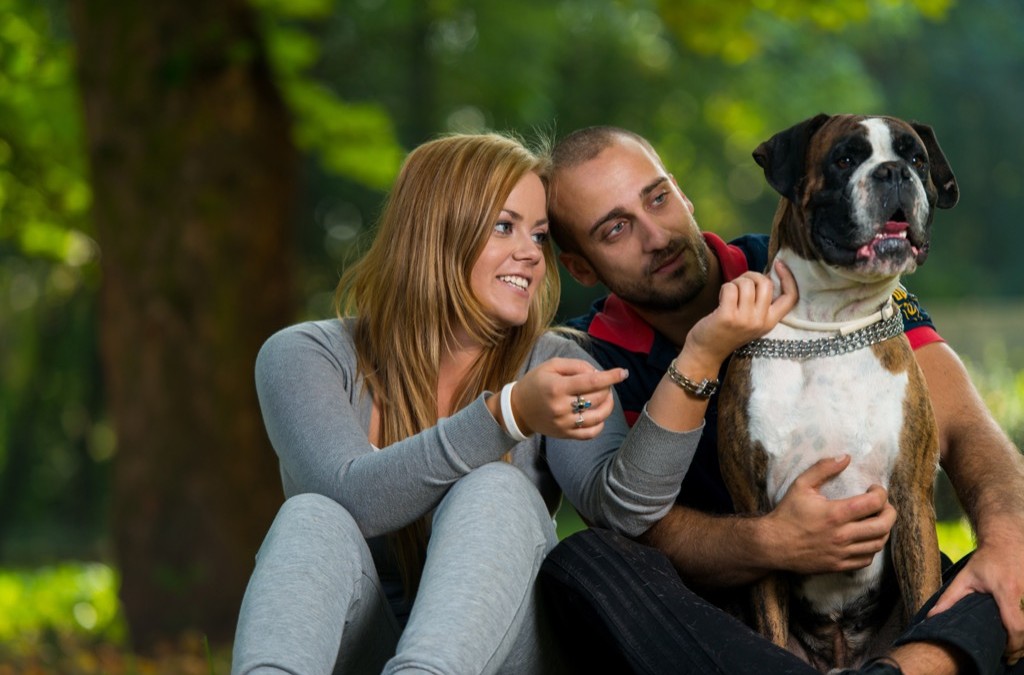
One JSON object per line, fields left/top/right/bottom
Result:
{"left": 746, "top": 324, "right": 909, "bottom": 614}
{"left": 748, "top": 346, "right": 907, "bottom": 503}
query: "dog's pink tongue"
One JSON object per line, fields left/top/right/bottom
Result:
{"left": 884, "top": 220, "right": 909, "bottom": 233}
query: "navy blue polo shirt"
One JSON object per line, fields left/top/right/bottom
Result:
{"left": 565, "top": 232, "right": 943, "bottom": 515}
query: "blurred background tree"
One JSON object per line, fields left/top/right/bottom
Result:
{"left": 67, "top": 0, "right": 301, "bottom": 649}
{"left": 2, "top": 0, "right": 1022, "bottom": 661}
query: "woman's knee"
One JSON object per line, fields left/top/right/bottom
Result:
{"left": 260, "top": 493, "right": 365, "bottom": 562}
{"left": 455, "top": 463, "right": 545, "bottom": 509}
{"left": 278, "top": 491, "right": 351, "bottom": 521}
{"left": 437, "top": 463, "right": 556, "bottom": 548}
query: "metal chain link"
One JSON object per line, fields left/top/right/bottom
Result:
{"left": 732, "top": 312, "right": 904, "bottom": 360}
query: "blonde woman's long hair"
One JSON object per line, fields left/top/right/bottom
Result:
{"left": 334, "top": 132, "right": 560, "bottom": 595}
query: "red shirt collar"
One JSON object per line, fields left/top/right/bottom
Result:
{"left": 708, "top": 231, "right": 754, "bottom": 283}
{"left": 588, "top": 232, "right": 750, "bottom": 353}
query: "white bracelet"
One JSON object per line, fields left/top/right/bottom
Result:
{"left": 500, "top": 382, "right": 529, "bottom": 442}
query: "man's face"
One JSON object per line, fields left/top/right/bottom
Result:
{"left": 550, "top": 137, "right": 709, "bottom": 312}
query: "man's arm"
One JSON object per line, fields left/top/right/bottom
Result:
{"left": 915, "top": 341, "right": 1024, "bottom": 662}
{"left": 640, "top": 454, "right": 897, "bottom": 587}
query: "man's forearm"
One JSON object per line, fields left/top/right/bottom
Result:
{"left": 941, "top": 410, "right": 1024, "bottom": 547}
{"left": 638, "top": 505, "right": 773, "bottom": 587}
{"left": 943, "top": 419, "right": 1024, "bottom": 540}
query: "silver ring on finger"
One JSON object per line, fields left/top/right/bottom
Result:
{"left": 571, "top": 395, "right": 592, "bottom": 415}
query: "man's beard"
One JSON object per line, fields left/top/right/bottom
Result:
{"left": 612, "top": 235, "right": 710, "bottom": 312}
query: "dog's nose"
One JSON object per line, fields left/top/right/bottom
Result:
{"left": 871, "top": 161, "right": 913, "bottom": 185}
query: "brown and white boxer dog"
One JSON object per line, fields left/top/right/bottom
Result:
{"left": 717, "top": 114, "right": 959, "bottom": 672}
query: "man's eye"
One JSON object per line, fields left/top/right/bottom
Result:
{"left": 651, "top": 191, "right": 667, "bottom": 206}
{"left": 604, "top": 222, "right": 625, "bottom": 240}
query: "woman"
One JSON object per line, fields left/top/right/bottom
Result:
{"left": 231, "top": 132, "right": 795, "bottom": 674}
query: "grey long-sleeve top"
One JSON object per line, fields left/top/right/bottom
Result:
{"left": 255, "top": 318, "right": 701, "bottom": 538}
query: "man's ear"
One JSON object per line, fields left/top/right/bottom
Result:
{"left": 559, "top": 251, "right": 600, "bottom": 287}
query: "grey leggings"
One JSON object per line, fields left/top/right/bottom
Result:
{"left": 231, "top": 462, "right": 565, "bottom": 675}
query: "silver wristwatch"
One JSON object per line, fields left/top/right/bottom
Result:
{"left": 667, "top": 359, "right": 719, "bottom": 399}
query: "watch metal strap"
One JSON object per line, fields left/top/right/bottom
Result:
{"left": 667, "top": 359, "right": 719, "bottom": 399}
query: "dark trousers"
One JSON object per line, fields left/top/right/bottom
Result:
{"left": 539, "top": 528, "right": 1017, "bottom": 675}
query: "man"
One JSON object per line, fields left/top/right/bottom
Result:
{"left": 539, "top": 126, "right": 1024, "bottom": 674}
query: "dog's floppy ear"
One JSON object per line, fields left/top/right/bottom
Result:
{"left": 911, "top": 121, "right": 959, "bottom": 209}
{"left": 753, "top": 113, "right": 831, "bottom": 202}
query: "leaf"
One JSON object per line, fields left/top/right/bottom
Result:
{"left": 285, "top": 80, "right": 404, "bottom": 190}
{"left": 18, "top": 222, "right": 97, "bottom": 266}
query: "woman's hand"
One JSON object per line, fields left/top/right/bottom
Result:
{"left": 507, "top": 358, "right": 628, "bottom": 440}
{"left": 684, "top": 258, "right": 799, "bottom": 369}
{"left": 644, "top": 259, "right": 799, "bottom": 433}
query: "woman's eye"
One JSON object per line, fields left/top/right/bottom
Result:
{"left": 495, "top": 221, "right": 512, "bottom": 234}
{"left": 532, "top": 230, "right": 549, "bottom": 245}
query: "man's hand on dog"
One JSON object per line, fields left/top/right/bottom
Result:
{"left": 928, "top": 516, "right": 1024, "bottom": 664}
{"left": 761, "top": 455, "right": 897, "bottom": 575}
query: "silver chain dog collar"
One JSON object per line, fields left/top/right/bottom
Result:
{"left": 733, "top": 311, "right": 904, "bottom": 360}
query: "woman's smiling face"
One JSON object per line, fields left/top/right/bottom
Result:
{"left": 469, "top": 172, "right": 549, "bottom": 328}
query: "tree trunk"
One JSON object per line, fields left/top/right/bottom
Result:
{"left": 68, "top": 0, "right": 294, "bottom": 649}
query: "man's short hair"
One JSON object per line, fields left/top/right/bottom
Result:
{"left": 543, "top": 126, "right": 661, "bottom": 254}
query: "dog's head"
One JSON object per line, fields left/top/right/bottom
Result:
{"left": 753, "top": 114, "right": 958, "bottom": 279}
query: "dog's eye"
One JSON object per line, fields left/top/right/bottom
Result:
{"left": 910, "top": 154, "right": 927, "bottom": 169}
{"left": 836, "top": 156, "right": 854, "bottom": 170}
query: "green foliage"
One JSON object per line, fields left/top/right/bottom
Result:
{"left": 555, "top": 500, "right": 586, "bottom": 540}
{"left": 256, "top": 0, "right": 404, "bottom": 191}
{"left": 965, "top": 347, "right": 1024, "bottom": 449}
{"left": 302, "top": 0, "right": 983, "bottom": 317}
{"left": 0, "top": 563, "right": 123, "bottom": 644}
{"left": 0, "top": 0, "right": 109, "bottom": 567}
{"left": 0, "top": 0, "right": 92, "bottom": 257}
{"left": 0, "top": 563, "right": 236, "bottom": 673}
{"left": 285, "top": 80, "right": 404, "bottom": 190}
{"left": 656, "top": 0, "right": 954, "bottom": 63}
{"left": 935, "top": 518, "right": 975, "bottom": 564}
{"left": 250, "top": 0, "right": 334, "bottom": 20}
{"left": 647, "top": 0, "right": 955, "bottom": 256}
